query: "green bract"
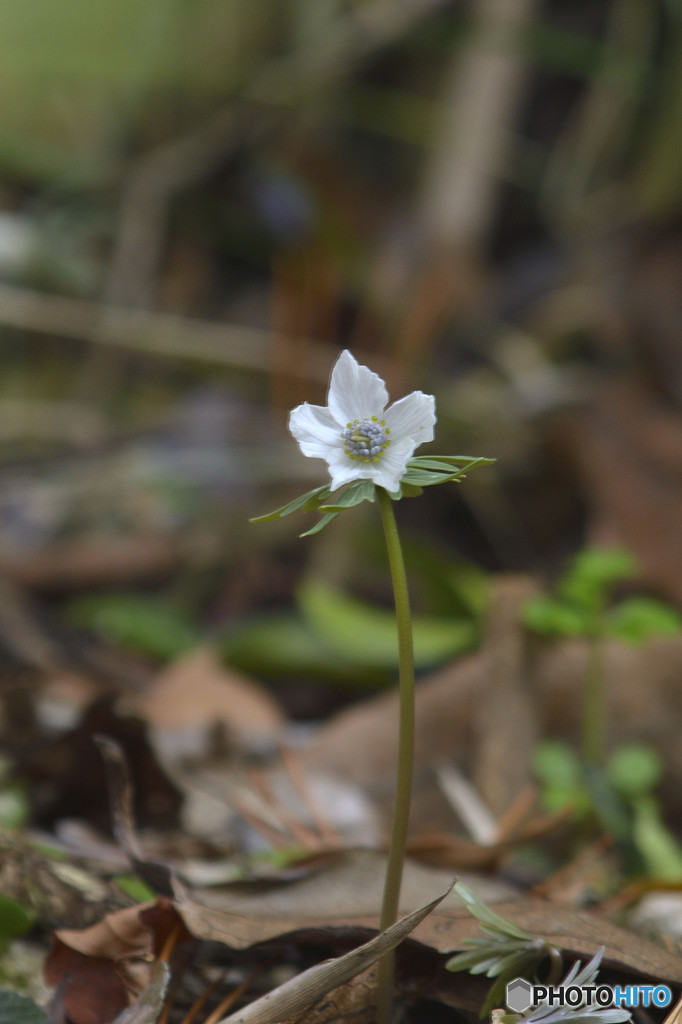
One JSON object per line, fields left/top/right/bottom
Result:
{"left": 251, "top": 455, "right": 495, "bottom": 536}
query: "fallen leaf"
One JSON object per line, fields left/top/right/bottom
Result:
{"left": 44, "top": 942, "right": 131, "bottom": 1024}
{"left": 111, "top": 962, "right": 170, "bottom": 1024}
{"left": 44, "top": 899, "right": 192, "bottom": 1024}
{"left": 135, "top": 647, "right": 285, "bottom": 758}
{"left": 472, "top": 576, "right": 539, "bottom": 816}
{"left": 293, "top": 965, "right": 377, "bottom": 1024}
{"left": 216, "top": 887, "right": 450, "bottom": 1024}
{"left": 172, "top": 848, "right": 510, "bottom": 949}
{"left": 95, "top": 735, "right": 175, "bottom": 897}
{"left": 172, "top": 849, "right": 682, "bottom": 988}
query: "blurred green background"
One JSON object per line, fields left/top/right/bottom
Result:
{"left": 1, "top": 0, "right": 681, "bottom": 702}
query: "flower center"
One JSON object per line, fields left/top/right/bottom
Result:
{"left": 341, "top": 417, "right": 390, "bottom": 462}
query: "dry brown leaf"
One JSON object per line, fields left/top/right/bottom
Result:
{"left": 111, "top": 962, "right": 170, "bottom": 1024}
{"left": 135, "top": 647, "right": 285, "bottom": 754}
{"left": 53, "top": 904, "right": 155, "bottom": 961}
{"left": 472, "top": 576, "right": 539, "bottom": 816}
{"left": 172, "top": 849, "right": 682, "bottom": 988}
{"left": 172, "top": 848, "right": 508, "bottom": 946}
{"left": 44, "top": 942, "right": 131, "bottom": 1024}
{"left": 45, "top": 899, "right": 192, "bottom": 1024}
{"left": 293, "top": 965, "right": 377, "bottom": 1024}
{"left": 216, "top": 887, "right": 450, "bottom": 1024}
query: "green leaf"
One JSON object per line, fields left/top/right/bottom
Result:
{"left": 0, "top": 785, "right": 29, "bottom": 830}
{"left": 401, "top": 467, "right": 462, "bottom": 486}
{"left": 115, "top": 875, "right": 157, "bottom": 903}
{"left": 522, "top": 596, "right": 591, "bottom": 637}
{"left": 66, "top": 595, "right": 200, "bottom": 660}
{"left": 249, "top": 484, "right": 331, "bottom": 523}
{"left": 559, "top": 548, "right": 637, "bottom": 612}
{"left": 0, "top": 896, "right": 34, "bottom": 940}
{"left": 399, "top": 481, "right": 422, "bottom": 498}
{"left": 0, "top": 990, "right": 49, "bottom": 1024}
{"left": 451, "top": 882, "right": 532, "bottom": 942}
{"left": 533, "top": 741, "right": 592, "bottom": 815}
{"left": 222, "top": 612, "right": 383, "bottom": 686}
{"left": 319, "top": 479, "right": 375, "bottom": 512}
{"left": 402, "top": 455, "right": 495, "bottom": 488}
{"left": 408, "top": 455, "right": 496, "bottom": 469}
{"left": 605, "top": 597, "right": 682, "bottom": 645}
{"left": 533, "top": 741, "right": 583, "bottom": 788}
{"left": 607, "top": 743, "right": 662, "bottom": 798}
{"left": 631, "top": 795, "right": 682, "bottom": 880}
{"left": 298, "top": 578, "right": 476, "bottom": 669}
{"left": 299, "top": 511, "right": 341, "bottom": 537}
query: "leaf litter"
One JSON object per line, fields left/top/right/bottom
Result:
{"left": 28, "top": 732, "right": 681, "bottom": 1023}
{"left": 5, "top": 583, "right": 682, "bottom": 1021}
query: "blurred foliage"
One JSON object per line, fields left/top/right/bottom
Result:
{"left": 0, "top": 757, "right": 29, "bottom": 833}
{"left": 523, "top": 548, "right": 682, "bottom": 643}
{"left": 224, "top": 566, "right": 484, "bottom": 685}
{"left": 0, "top": 0, "right": 682, "bottom": 721}
{"left": 534, "top": 740, "right": 682, "bottom": 880}
{"left": 66, "top": 594, "right": 201, "bottom": 660}
{"left": 0, "top": 896, "right": 34, "bottom": 945}
{"left": 61, "top": 535, "right": 487, "bottom": 685}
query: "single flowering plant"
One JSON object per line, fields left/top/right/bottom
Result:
{"left": 253, "top": 349, "right": 493, "bottom": 535}
{"left": 252, "top": 348, "right": 493, "bottom": 1022}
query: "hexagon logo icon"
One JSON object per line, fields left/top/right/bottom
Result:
{"left": 506, "top": 978, "right": 533, "bottom": 1013}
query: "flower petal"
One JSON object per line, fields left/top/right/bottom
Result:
{"left": 289, "top": 402, "right": 342, "bottom": 458}
{"left": 370, "top": 437, "right": 415, "bottom": 491}
{"left": 384, "top": 391, "right": 436, "bottom": 445}
{"left": 327, "top": 350, "right": 388, "bottom": 425}
{"left": 327, "top": 461, "right": 372, "bottom": 492}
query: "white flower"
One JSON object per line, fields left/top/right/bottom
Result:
{"left": 289, "top": 350, "right": 436, "bottom": 492}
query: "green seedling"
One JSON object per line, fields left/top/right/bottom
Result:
{"left": 534, "top": 740, "right": 682, "bottom": 880}
{"left": 446, "top": 882, "right": 563, "bottom": 1017}
{"left": 523, "top": 548, "right": 680, "bottom": 766}
{"left": 524, "top": 549, "right": 682, "bottom": 878}
{"left": 446, "top": 883, "right": 630, "bottom": 1024}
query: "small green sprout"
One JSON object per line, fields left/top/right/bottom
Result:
{"left": 446, "top": 882, "right": 563, "bottom": 1017}
{"left": 523, "top": 548, "right": 681, "bottom": 766}
{"left": 533, "top": 739, "right": 682, "bottom": 878}
{"left": 447, "top": 885, "right": 631, "bottom": 1024}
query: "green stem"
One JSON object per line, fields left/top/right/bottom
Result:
{"left": 375, "top": 486, "right": 415, "bottom": 1024}
{"left": 582, "top": 631, "right": 605, "bottom": 767}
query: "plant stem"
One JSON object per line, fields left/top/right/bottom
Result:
{"left": 375, "top": 486, "right": 416, "bottom": 1024}
{"left": 582, "top": 632, "right": 605, "bottom": 767}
